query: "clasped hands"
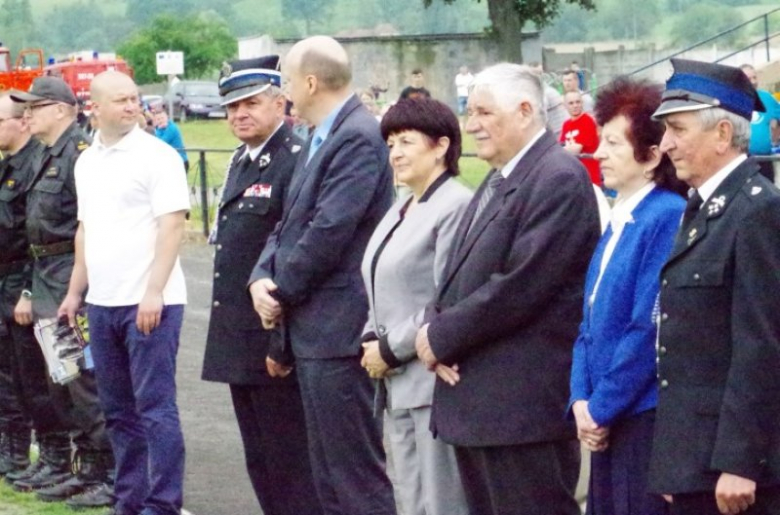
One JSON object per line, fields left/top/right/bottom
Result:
{"left": 250, "top": 278, "right": 292, "bottom": 378}
{"left": 414, "top": 323, "right": 460, "bottom": 386}
{"left": 571, "top": 400, "right": 610, "bottom": 452}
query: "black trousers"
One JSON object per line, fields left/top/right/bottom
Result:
{"left": 670, "top": 487, "right": 780, "bottom": 515}
{"left": 230, "top": 381, "right": 322, "bottom": 515}
{"left": 455, "top": 439, "right": 581, "bottom": 515}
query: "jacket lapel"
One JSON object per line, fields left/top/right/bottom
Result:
{"left": 223, "top": 126, "right": 292, "bottom": 205}
{"left": 439, "top": 132, "right": 557, "bottom": 295}
{"left": 666, "top": 158, "right": 759, "bottom": 263}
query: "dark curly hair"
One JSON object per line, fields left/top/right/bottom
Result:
{"left": 595, "top": 76, "right": 687, "bottom": 195}
{"left": 380, "top": 98, "right": 461, "bottom": 175}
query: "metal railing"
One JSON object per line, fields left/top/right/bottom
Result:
{"left": 627, "top": 7, "right": 780, "bottom": 78}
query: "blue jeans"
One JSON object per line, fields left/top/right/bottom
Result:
{"left": 87, "top": 304, "right": 185, "bottom": 515}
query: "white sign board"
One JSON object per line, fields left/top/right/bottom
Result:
{"left": 156, "top": 51, "right": 184, "bottom": 76}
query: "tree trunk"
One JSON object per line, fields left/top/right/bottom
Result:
{"left": 486, "top": 0, "right": 527, "bottom": 63}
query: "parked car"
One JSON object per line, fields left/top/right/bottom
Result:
{"left": 162, "top": 80, "right": 225, "bottom": 121}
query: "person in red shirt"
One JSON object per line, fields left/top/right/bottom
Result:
{"left": 561, "top": 91, "right": 602, "bottom": 186}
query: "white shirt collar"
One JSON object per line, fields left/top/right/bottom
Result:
{"left": 610, "top": 182, "right": 655, "bottom": 232}
{"left": 500, "top": 128, "right": 546, "bottom": 178}
{"left": 94, "top": 126, "right": 141, "bottom": 152}
{"left": 696, "top": 154, "right": 747, "bottom": 204}
{"left": 241, "top": 122, "right": 284, "bottom": 161}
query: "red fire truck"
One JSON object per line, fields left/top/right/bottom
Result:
{"left": 44, "top": 52, "right": 133, "bottom": 101}
{"left": 0, "top": 44, "right": 44, "bottom": 93}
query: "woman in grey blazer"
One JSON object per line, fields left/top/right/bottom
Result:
{"left": 360, "top": 98, "right": 471, "bottom": 515}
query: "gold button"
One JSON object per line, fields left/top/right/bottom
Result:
{"left": 216, "top": 244, "right": 222, "bottom": 250}
{"left": 214, "top": 272, "right": 220, "bottom": 278}
{"left": 660, "top": 379, "right": 669, "bottom": 388}
{"left": 661, "top": 313, "right": 668, "bottom": 321}
{"left": 693, "top": 273, "right": 701, "bottom": 280}
{"left": 213, "top": 301, "right": 220, "bottom": 307}
{"left": 662, "top": 279, "right": 668, "bottom": 287}
{"left": 659, "top": 346, "right": 667, "bottom": 356}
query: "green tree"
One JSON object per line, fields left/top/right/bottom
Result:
{"left": 0, "top": 0, "right": 36, "bottom": 50}
{"left": 117, "top": 13, "right": 237, "bottom": 84}
{"left": 281, "top": 0, "right": 333, "bottom": 36}
{"left": 41, "top": 0, "right": 131, "bottom": 54}
{"left": 126, "top": 0, "right": 195, "bottom": 26}
{"left": 427, "top": 0, "right": 596, "bottom": 62}
{"left": 669, "top": 3, "right": 744, "bottom": 46}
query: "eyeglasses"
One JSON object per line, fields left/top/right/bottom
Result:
{"left": 24, "top": 102, "right": 59, "bottom": 114}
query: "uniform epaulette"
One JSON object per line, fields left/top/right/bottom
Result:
{"left": 77, "top": 140, "right": 89, "bottom": 152}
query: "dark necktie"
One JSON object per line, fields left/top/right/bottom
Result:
{"left": 468, "top": 170, "right": 504, "bottom": 234}
{"left": 225, "top": 155, "right": 252, "bottom": 197}
{"left": 681, "top": 189, "right": 703, "bottom": 228}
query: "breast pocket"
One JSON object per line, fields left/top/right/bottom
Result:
{"left": 32, "top": 179, "right": 65, "bottom": 220}
{"left": 0, "top": 188, "right": 21, "bottom": 227}
{"left": 234, "top": 198, "right": 271, "bottom": 216}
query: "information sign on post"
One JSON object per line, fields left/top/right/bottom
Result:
{"left": 156, "top": 51, "right": 184, "bottom": 118}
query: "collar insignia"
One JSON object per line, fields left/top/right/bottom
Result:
{"left": 707, "top": 195, "right": 726, "bottom": 215}
{"left": 258, "top": 153, "right": 271, "bottom": 168}
{"left": 751, "top": 186, "right": 762, "bottom": 196}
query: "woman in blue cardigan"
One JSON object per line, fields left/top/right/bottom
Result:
{"left": 569, "top": 77, "right": 687, "bottom": 515}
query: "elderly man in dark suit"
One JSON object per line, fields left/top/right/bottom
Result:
{"left": 648, "top": 58, "right": 780, "bottom": 515}
{"left": 200, "top": 55, "right": 319, "bottom": 515}
{"left": 248, "top": 36, "right": 396, "bottom": 515}
{"left": 415, "top": 63, "right": 601, "bottom": 515}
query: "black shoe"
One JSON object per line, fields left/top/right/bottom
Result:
{"left": 36, "top": 475, "right": 87, "bottom": 502}
{"left": 4, "top": 459, "right": 42, "bottom": 484}
{"left": 66, "top": 483, "right": 114, "bottom": 510}
{"left": 12, "top": 465, "right": 72, "bottom": 492}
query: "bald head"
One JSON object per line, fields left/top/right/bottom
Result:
{"left": 0, "top": 94, "right": 30, "bottom": 154}
{"left": 286, "top": 36, "right": 352, "bottom": 92}
{"left": 0, "top": 94, "right": 25, "bottom": 119}
{"left": 91, "top": 70, "right": 137, "bottom": 103}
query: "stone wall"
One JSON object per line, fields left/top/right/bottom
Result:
{"left": 240, "top": 32, "right": 542, "bottom": 109}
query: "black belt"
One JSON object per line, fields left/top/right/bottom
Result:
{"left": 28, "top": 241, "right": 75, "bottom": 260}
{"left": 0, "top": 258, "right": 28, "bottom": 276}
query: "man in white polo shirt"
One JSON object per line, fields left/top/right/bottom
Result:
{"left": 59, "top": 70, "right": 189, "bottom": 515}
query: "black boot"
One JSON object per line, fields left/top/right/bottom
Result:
{"left": 13, "top": 431, "right": 73, "bottom": 492}
{"left": 65, "top": 450, "right": 115, "bottom": 510}
{"left": 1, "top": 430, "right": 33, "bottom": 481}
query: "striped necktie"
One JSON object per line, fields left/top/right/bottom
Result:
{"left": 468, "top": 170, "right": 504, "bottom": 233}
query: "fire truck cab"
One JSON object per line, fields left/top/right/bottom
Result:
{"left": 44, "top": 52, "right": 133, "bottom": 102}
{"left": 0, "top": 44, "right": 45, "bottom": 93}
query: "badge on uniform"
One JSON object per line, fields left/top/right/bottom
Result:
{"left": 45, "top": 167, "right": 59, "bottom": 178}
{"left": 751, "top": 186, "right": 762, "bottom": 196}
{"left": 687, "top": 227, "right": 698, "bottom": 245}
{"left": 258, "top": 153, "right": 271, "bottom": 168}
{"left": 244, "top": 183, "right": 272, "bottom": 198}
{"left": 77, "top": 141, "right": 89, "bottom": 151}
{"left": 5, "top": 179, "right": 16, "bottom": 189}
{"left": 707, "top": 195, "right": 726, "bottom": 215}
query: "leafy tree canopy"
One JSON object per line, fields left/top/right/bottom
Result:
{"left": 117, "top": 13, "right": 237, "bottom": 84}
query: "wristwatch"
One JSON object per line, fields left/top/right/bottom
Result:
{"left": 21, "top": 289, "right": 33, "bottom": 299}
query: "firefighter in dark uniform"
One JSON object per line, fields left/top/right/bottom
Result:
{"left": 201, "top": 56, "right": 321, "bottom": 515}
{"left": 648, "top": 59, "right": 780, "bottom": 515}
{"left": 8, "top": 77, "right": 115, "bottom": 510}
{"left": 0, "top": 95, "right": 43, "bottom": 479}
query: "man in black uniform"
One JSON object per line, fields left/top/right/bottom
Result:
{"left": 9, "top": 77, "right": 115, "bottom": 510}
{"left": 200, "top": 55, "right": 320, "bottom": 515}
{"left": 649, "top": 59, "right": 780, "bottom": 515}
{"left": 0, "top": 94, "right": 37, "bottom": 479}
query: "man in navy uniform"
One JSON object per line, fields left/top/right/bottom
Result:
{"left": 201, "top": 55, "right": 319, "bottom": 515}
{"left": 649, "top": 58, "right": 780, "bottom": 515}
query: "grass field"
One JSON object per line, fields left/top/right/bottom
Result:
{"left": 179, "top": 119, "right": 490, "bottom": 227}
{"left": 0, "top": 480, "right": 104, "bottom": 515}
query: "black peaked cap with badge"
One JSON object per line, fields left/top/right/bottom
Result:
{"left": 218, "top": 55, "right": 282, "bottom": 106}
{"left": 652, "top": 58, "right": 765, "bottom": 121}
{"left": 9, "top": 76, "right": 77, "bottom": 106}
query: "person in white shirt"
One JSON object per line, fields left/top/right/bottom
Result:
{"left": 59, "top": 70, "right": 190, "bottom": 515}
{"left": 454, "top": 65, "right": 473, "bottom": 127}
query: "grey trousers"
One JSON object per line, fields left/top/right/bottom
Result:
{"left": 385, "top": 405, "right": 468, "bottom": 515}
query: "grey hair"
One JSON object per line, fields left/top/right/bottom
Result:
{"left": 263, "top": 85, "right": 284, "bottom": 98}
{"left": 696, "top": 107, "right": 751, "bottom": 152}
{"left": 469, "top": 63, "right": 547, "bottom": 125}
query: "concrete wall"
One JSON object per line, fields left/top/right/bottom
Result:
{"left": 544, "top": 43, "right": 780, "bottom": 92}
{"left": 239, "top": 32, "right": 542, "bottom": 109}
